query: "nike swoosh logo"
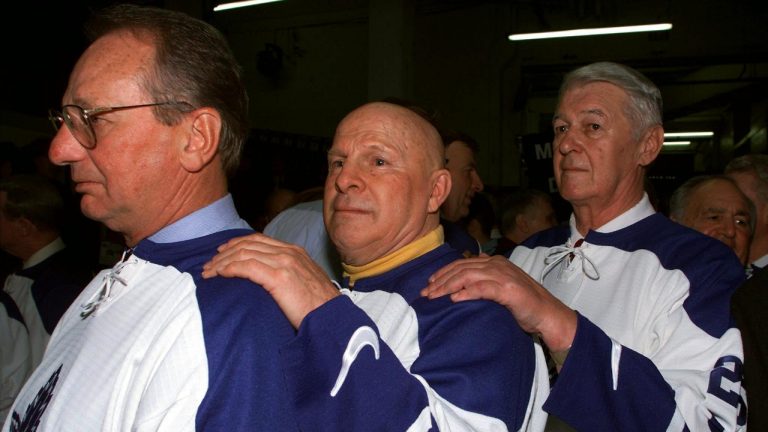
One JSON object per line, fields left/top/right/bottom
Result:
{"left": 330, "top": 326, "right": 380, "bottom": 397}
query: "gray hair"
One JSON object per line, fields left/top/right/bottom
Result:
{"left": 500, "top": 188, "right": 551, "bottom": 234}
{"left": 557, "top": 62, "right": 663, "bottom": 140}
{"left": 725, "top": 154, "right": 768, "bottom": 205}
{"left": 669, "top": 174, "right": 756, "bottom": 233}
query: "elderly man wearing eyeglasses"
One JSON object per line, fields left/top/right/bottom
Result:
{"left": 4, "top": 4, "right": 301, "bottom": 431}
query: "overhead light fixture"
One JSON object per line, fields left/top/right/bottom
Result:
{"left": 214, "top": 0, "right": 282, "bottom": 12}
{"left": 663, "top": 132, "right": 714, "bottom": 138}
{"left": 662, "top": 141, "right": 691, "bottom": 146}
{"left": 508, "top": 23, "right": 672, "bottom": 41}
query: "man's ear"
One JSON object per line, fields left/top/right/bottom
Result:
{"left": 638, "top": 125, "right": 664, "bottom": 167}
{"left": 179, "top": 107, "right": 222, "bottom": 173}
{"left": 14, "top": 216, "right": 35, "bottom": 237}
{"left": 428, "top": 169, "right": 452, "bottom": 213}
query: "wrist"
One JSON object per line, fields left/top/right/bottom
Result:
{"left": 539, "top": 308, "right": 578, "bottom": 353}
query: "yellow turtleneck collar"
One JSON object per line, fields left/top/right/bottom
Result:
{"left": 342, "top": 225, "right": 444, "bottom": 287}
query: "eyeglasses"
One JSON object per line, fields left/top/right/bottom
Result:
{"left": 48, "top": 101, "right": 190, "bottom": 149}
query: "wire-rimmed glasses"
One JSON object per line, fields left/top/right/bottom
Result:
{"left": 48, "top": 101, "right": 190, "bottom": 149}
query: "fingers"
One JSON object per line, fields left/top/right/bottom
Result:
{"left": 421, "top": 275, "right": 464, "bottom": 299}
{"left": 422, "top": 263, "right": 482, "bottom": 299}
{"left": 204, "top": 234, "right": 311, "bottom": 278}
{"left": 422, "top": 256, "right": 527, "bottom": 308}
{"left": 422, "top": 256, "right": 497, "bottom": 299}
{"left": 446, "top": 279, "right": 499, "bottom": 303}
{"left": 427, "top": 256, "right": 488, "bottom": 285}
{"left": 427, "top": 257, "right": 469, "bottom": 283}
{"left": 421, "top": 254, "right": 577, "bottom": 345}
{"left": 216, "top": 232, "right": 266, "bottom": 252}
{"left": 202, "top": 245, "right": 284, "bottom": 282}
{"left": 201, "top": 232, "right": 341, "bottom": 330}
{"left": 217, "top": 232, "right": 297, "bottom": 253}
{"left": 206, "top": 255, "right": 272, "bottom": 283}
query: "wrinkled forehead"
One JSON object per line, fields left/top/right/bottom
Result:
{"left": 697, "top": 179, "right": 752, "bottom": 208}
{"left": 66, "top": 30, "right": 154, "bottom": 103}
{"left": 333, "top": 103, "right": 443, "bottom": 164}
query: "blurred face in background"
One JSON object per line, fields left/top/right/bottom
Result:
{"left": 442, "top": 140, "right": 483, "bottom": 222}
{"left": 678, "top": 178, "right": 753, "bottom": 265}
{"left": 524, "top": 196, "right": 558, "bottom": 237}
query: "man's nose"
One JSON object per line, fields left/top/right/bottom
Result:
{"left": 49, "top": 126, "right": 87, "bottom": 166}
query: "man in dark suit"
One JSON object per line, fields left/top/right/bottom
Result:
{"left": 732, "top": 266, "right": 767, "bottom": 430}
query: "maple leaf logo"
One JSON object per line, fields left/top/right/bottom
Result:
{"left": 10, "top": 365, "right": 62, "bottom": 432}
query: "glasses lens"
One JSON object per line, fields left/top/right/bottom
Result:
{"left": 62, "top": 106, "right": 96, "bottom": 149}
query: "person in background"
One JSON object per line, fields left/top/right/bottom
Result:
{"left": 0, "top": 175, "right": 90, "bottom": 374}
{"left": 461, "top": 191, "right": 498, "bottom": 254}
{"left": 495, "top": 188, "right": 558, "bottom": 257}
{"left": 440, "top": 130, "right": 485, "bottom": 256}
{"left": 441, "top": 131, "right": 484, "bottom": 223}
{"left": 724, "top": 156, "right": 768, "bottom": 430}
{"left": 423, "top": 61, "right": 746, "bottom": 431}
{"left": 0, "top": 142, "right": 22, "bottom": 283}
{"left": 203, "top": 101, "right": 548, "bottom": 431}
{"left": 4, "top": 5, "right": 298, "bottom": 430}
{"left": 263, "top": 185, "right": 341, "bottom": 280}
{"left": 726, "top": 154, "right": 768, "bottom": 270}
{"left": 255, "top": 186, "right": 297, "bottom": 231}
{"left": 731, "top": 246, "right": 768, "bottom": 431}
{"left": 669, "top": 174, "right": 754, "bottom": 267}
{"left": 667, "top": 174, "right": 766, "bottom": 429}
{"left": 0, "top": 291, "right": 29, "bottom": 421}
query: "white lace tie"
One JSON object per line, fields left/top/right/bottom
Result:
{"left": 541, "top": 239, "right": 600, "bottom": 281}
{"left": 80, "top": 250, "right": 133, "bottom": 318}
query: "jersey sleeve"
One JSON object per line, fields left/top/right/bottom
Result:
{"left": 280, "top": 295, "right": 541, "bottom": 431}
{"left": 546, "top": 306, "right": 746, "bottom": 431}
{"left": 192, "top": 278, "right": 298, "bottom": 431}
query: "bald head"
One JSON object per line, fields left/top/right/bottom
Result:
{"left": 323, "top": 102, "right": 452, "bottom": 265}
{"left": 337, "top": 102, "right": 445, "bottom": 170}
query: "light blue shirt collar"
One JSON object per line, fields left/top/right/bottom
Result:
{"left": 148, "top": 194, "right": 251, "bottom": 243}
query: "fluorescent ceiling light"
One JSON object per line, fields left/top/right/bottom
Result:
{"left": 508, "top": 23, "right": 672, "bottom": 41}
{"left": 662, "top": 141, "right": 691, "bottom": 146}
{"left": 663, "top": 132, "right": 714, "bottom": 138}
{"left": 214, "top": 0, "right": 282, "bottom": 11}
